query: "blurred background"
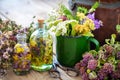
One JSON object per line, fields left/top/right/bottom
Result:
{"left": 0, "top": 0, "right": 68, "bottom": 27}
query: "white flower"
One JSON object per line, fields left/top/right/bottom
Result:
{"left": 48, "top": 20, "right": 78, "bottom": 36}
{"left": 3, "top": 51, "right": 10, "bottom": 59}
{"left": 89, "top": 71, "right": 97, "bottom": 79}
{"left": 6, "top": 47, "right": 13, "bottom": 52}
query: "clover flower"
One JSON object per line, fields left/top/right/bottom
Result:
{"left": 116, "top": 52, "right": 120, "bottom": 60}
{"left": 75, "top": 34, "right": 120, "bottom": 79}
{"left": 82, "top": 72, "right": 89, "bottom": 80}
{"left": 103, "top": 63, "right": 114, "bottom": 74}
{"left": 87, "top": 59, "right": 98, "bottom": 70}
{"left": 98, "top": 68, "right": 107, "bottom": 80}
{"left": 83, "top": 53, "right": 94, "bottom": 61}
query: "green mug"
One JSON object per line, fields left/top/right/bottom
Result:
{"left": 56, "top": 36, "right": 99, "bottom": 67}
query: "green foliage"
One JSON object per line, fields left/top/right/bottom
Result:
{"left": 105, "top": 34, "right": 116, "bottom": 45}
{"left": 59, "top": 4, "right": 74, "bottom": 19}
{"left": 77, "top": 7, "right": 88, "bottom": 14}
{"left": 47, "top": 19, "right": 62, "bottom": 29}
{"left": 116, "top": 24, "right": 120, "bottom": 33}
{"left": 92, "top": 2, "right": 99, "bottom": 10}
{"left": 88, "top": 2, "right": 99, "bottom": 13}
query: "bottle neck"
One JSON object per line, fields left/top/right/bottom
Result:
{"left": 17, "top": 39, "right": 26, "bottom": 44}
{"left": 16, "top": 33, "right": 27, "bottom": 44}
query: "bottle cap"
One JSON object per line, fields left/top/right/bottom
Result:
{"left": 38, "top": 19, "right": 44, "bottom": 28}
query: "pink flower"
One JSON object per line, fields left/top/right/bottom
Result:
{"left": 87, "top": 59, "right": 98, "bottom": 70}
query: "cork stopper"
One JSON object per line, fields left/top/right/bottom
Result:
{"left": 38, "top": 19, "right": 44, "bottom": 28}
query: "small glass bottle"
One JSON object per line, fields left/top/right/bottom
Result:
{"left": 30, "top": 20, "right": 53, "bottom": 71}
{"left": 13, "top": 33, "right": 31, "bottom": 75}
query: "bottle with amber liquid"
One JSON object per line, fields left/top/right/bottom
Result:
{"left": 30, "top": 20, "right": 53, "bottom": 71}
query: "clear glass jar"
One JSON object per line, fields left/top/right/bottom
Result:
{"left": 30, "top": 20, "right": 53, "bottom": 71}
{"left": 13, "top": 33, "right": 31, "bottom": 75}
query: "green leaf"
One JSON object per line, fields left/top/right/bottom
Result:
{"left": 92, "top": 2, "right": 99, "bottom": 10}
{"left": 116, "top": 24, "right": 120, "bottom": 33}
{"left": 77, "top": 7, "right": 88, "bottom": 14}
{"left": 47, "top": 19, "right": 62, "bottom": 29}
{"left": 59, "top": 4, "right": 73, "bottom": 19}
{"left": 82, "top": 32, "right": 94, "bottom": 37}
{"left": 110, "top": 34, "right": 116, "bottom": 45}
{"left": 88, "top": 2, "right": 99, "bottom": 13}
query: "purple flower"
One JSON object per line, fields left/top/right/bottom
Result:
{"left": 79, "top": 67, "right": 86, "bottom": 75}
{"left": 74, "top": 62, "right": 81, "bottom": 70}
{"left": 87, "top": 59, "right": 98, "bottom": 70}
{"left": 80, "top": 59, "right": 88, "bottom": 67}
{"left": 112, "top": 71, "right": 120, "bottom": 79}
{"left": 103, "top": 63, "right": 114, "bottom": 74}
{"left": 117, "top": 62, "right": 120, "bottom": 70}
{"left": 82, "top": 72, "right": 89, "bottom": 80}
{"left": 83, "top": 53, "right": 94, "bottom": 61}
{"left": 87, "top": 12, "right": 95, "bottom": 20}
{"left": 80, "top": 53, "right": 94, "bottom": 67}
{"left": 116, "top": 52, "right": 120, "bottom": 60}
{"left": 104, "top": 44, "right": 113, "bottom": 55}
{"left": 87, "top": 12, "right": 102, "bottom": 29}
{"left": 98, "top": 69, "right": 107, "bottom": 80}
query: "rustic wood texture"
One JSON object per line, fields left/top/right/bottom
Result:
{"left": 0, "top": 0, "right": 82, "bottom": 80}
{"left": 3, "top": 68, "right": 81, "bottom": 80}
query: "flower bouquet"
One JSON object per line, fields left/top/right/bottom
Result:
{"left": 46, "top": 2, "right": 102, "bottom": 67}
{"left": 75, "top": 34, "right": 120, "bottom": 80}
{"left": 47, "top": 2, "right": 102, "bottom": 37}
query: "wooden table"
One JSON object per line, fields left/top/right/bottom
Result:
{"left": 0, "top": 0, "right": 82, "bottom": 80}
{"left": 3, "top": 68, "right": 81, "bottom": 80}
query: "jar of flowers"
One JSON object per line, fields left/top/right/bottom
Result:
{"left": 46, "top": 2, "right": 102, "bottom": 67}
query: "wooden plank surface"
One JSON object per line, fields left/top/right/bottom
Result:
{"left": 4, "top": 68, "right": 81, "bottom": 80}
{"left": 0, "top": 0, "right": 82, "bottom": 80}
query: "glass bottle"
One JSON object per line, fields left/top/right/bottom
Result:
{"left": 13, "top": 33, "right": 31, "bottom": 75}
{"left": 30, "top": 20, "right": 53, "bottom": 71}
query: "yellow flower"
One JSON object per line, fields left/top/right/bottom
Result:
{"left": 74, "top": 24, "right": 84, "bottom": 33}
{"left": 13, "top": 55, "right": 19, "bottom": 61}
{"left": 77, "top": 12, "right": 86, "bottom": 21}
{"left": 30, "top": 40, "right": 37, "bottom": 47}
{"left": 16, "top": 47, "right": 24, "bottom": 53}
{"left": 83, "top": 26, "right": 90, "bottom": 34}
{"left": 14, "top": 43, "right": 21, "bottom": 48}
{"left": 14, "top": 44, "right": 24, "bottom": 53}
{"left": 87, "top": 69, "right": 91, "bottom": 73}
{"left": 26, "top": 53, "right": 31, "bottom": 60}
{"left": 84, "top": 18, "right": 95, "bottom": 30}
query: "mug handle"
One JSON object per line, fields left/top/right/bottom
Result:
{"left": 88, "top": 37, "right": 99, "bottom": 51}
